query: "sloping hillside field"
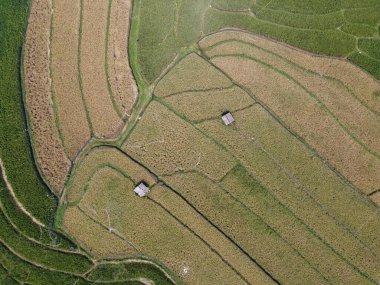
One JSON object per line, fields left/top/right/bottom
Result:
{"left": 1, "top": 0, "right": 380, "bottom": 284}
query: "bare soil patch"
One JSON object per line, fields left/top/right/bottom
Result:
{"left": 23, "top": 0, "right": 70, "bottom": 193}
{"left": 50, "top": 0, "right": 91, "bottom": 159}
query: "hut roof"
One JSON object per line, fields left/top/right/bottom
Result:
{"left": 222, "top": 112, "right": 235, "bottom": 125}
{"left": 134, "top": 182, "right": 150, "bottom": 197}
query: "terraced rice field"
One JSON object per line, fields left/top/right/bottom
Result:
{"left": 2, "top": 0, "right": 380, "bottom": 284}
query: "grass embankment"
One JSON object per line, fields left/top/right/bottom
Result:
{"left": 135, "top": 0, "right": 380, "bottom": 83}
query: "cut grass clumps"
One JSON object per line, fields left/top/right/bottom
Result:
{"left": 154, "top": 53, "right": 232, "bottom": 97}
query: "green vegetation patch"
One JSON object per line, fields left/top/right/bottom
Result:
{"left": 212, "top": 0, "right": 252, "bottom": 11}
{"left": 343, "top": 7, "right": 380, "bottom": 26}
{"left": 256, "top": 8, "right": 344, "bottom": 30}
{"left": 203, "top": 9, "right": 356, "bottom": 56}
{"left": 340, "top": 23, "right": 377, "bottom": 37}
{"left": 349, "top": 52, "right": 380, "bottom": 80}
{"left": 0, "top": 0, "right": 56, "bottom": 224}
{"left": 255, "top": 0, "right": 342, "bottom": 14}
{"left": 87, "top": 262, "right": 175, "bottom": 284}
{"left": 358, "top": 38, "right": 380, "bottom": 60}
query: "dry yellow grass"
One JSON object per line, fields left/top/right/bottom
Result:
{"left": 204, "top": 38, "right": 380, "bottom": 156}
{"left": 123, "top": 101, "right": 236, "bottom": 181}
{"left": 200, "top": 30, "right": 380, "bottom": 114}
{"left": 198, "top": 107, "right": 380, "bottom": 270}
{"left": 70, "top": 167, "right": 247, "bottom": 284}
{"left": 23, "top": 0, "right": 70, "bottom": 194}
{"left": 50, "top": 0, "right": 91, "bottom": 158}
{"left": 150, "top": 184, "right": 276, "bottom": 285}
{"left": 154, "top": 53, "right": 232, "bottom": 97}
{"left": 80, "top": 0, "right": 123, "bottom": 138}
{"left": 64, "top": 146, "right": 156, "bottom": 204}
{"left": 164, "top": 86, "right": 255, "bottom": 122}
{"left": 210, "top": 56, "right": 380, "bottom": 194}
{"left": 164, "top": 172, "right": 329, "bottom": 285}
{"left": 108, "top": 0, "right": 138, "bottom": 117}
{"left": 63, "top": 206, "right": 137, "bottom": 258}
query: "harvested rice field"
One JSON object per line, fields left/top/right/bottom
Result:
{"left": 2, "top": 0, "right": 380, "bottom": 284}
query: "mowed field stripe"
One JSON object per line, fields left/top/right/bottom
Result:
{"left": 80, "top": 0, "right": 124, "bottom": 138}
{"left": 107, "top": 0, "right": 138, "bottom": 119}
{"left": 50, "top": 0, "right": 91, "bottom": 159}
{"left": 23, "top": 0, "right": 70, "bottom": 194}
{"left": 150, "top": 184, "right": 276, "bottom": 285}
{"left": 205, "top": 39, "right": 380, "bottom": 158}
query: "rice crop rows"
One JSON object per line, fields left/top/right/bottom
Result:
{"left": 23, "top": 0, "right": 70, "bottom": 194}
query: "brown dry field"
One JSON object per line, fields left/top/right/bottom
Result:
{"left": 204, "top": 40, "right": 380, "bottom": 156}
{"left": 108, "top": 0, "right": 138, "bottom": 117}
{"left": 80, "top": 0, "right": 123, "bottom": 138}
{"left": 199, "top": 30, "right": 380, "bottom": 114}
{"left": 164, "top": 172, "right": 329, "bottom": 285}
{"left": 50, "top": 0, "right": 91, "bottom": 158}
{"left": 63, "top": 206, "right": 137, "bottom": 258}
{"left": 70, "top": 167, "right": 246, "bottom": 284}
{"left": 164, "top": 86, "right": 255, "bottom": 122}
{"left": 154, "top": 53, "right": 232, "bottom": 97}
{"left": 122, "top": 101, "right": 236, "bottom": 181}
{"left": 210, "top": 56, "right": 380, "bottom": 194}
{"left": 64, "top": 146, "right": 156, "bottom": 204}
{"left": 23, "top": 0, "right": 70, "bottom": 194}
{"left": 198, "top": 109, "right": 380, "bottom": 266}
{"left": 150, "top": 184, "right": 276, "bottom": 285}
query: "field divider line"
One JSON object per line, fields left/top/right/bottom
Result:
{"left": 211, "top": 53, "right": 380, "bottom": 161}
{"left": 208, "top": 5, "right": 352, "bottom": 35}
{"left": 219, "top": 126, "right": 378, "bottom": 281}
{"left": 77, "top": 205, "right": 141, "bottom": 253}
{"left": 0, "top": 238, "right": 85, "bottom": 278}
{"left": 157, "top": 177, "right": 282, "bottom": 284}
{"left": 110, "top": 147, "right": 280, "bottom": 283}
{"left": 77, "top": 0, "right": 94, "bottom": 135}
{"left": 0, "top": 159, "right": 44, "bottom": 228}
{"left": 204, "top": 38, "right": 380, "bottom": 117}
{"left": 162, "top": 84, "right": 235, "bottom": 99}
{"left": 199, "top": 51, "right": 380, "bottom": 255}
{"left": 49, "top": 0, "right": 70, "bottom": 158}
{"left": 105, "top": 0, "right": 124, "bottom": 119}
{"left": 148, "top": 196, "right": 251, "bottom": 285}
